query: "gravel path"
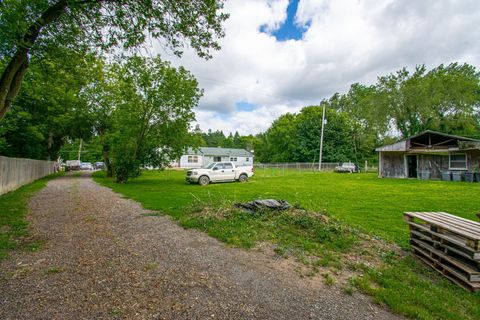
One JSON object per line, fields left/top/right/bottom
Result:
{"left": 0, "top": 173, "right": 400, "bottom": 319}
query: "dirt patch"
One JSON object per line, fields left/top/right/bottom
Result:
{"left": 252, "top": 235, "right": 402, "bottom": 290}
{"left": 0, "top": 172, "right": 401, "bottom": 319}
{"left": 193, "top": 205, "right": 403, "bottom": 289}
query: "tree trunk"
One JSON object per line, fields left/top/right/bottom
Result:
{"left": 103, "top": 143, "right": 113, "bottom": 177}
{"left": 98, "top": 126, "right": 113, "bottom": 177}
{"left": 0, "top": 0, "right": 68, "bottom": 121}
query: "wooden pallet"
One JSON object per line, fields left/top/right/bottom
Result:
{"left": 405, "top": 212, "right": 480, "bottom": 251}
{"left": 410, "top": 238, "right": 480, "bottom": 282}
{"left": 404, "top": 211, "right": 480, "bottom": 292}
{"left": 412, "top": 244, "right": 480, "bottom": 292}
{"left": 408, "top": 222, "right": 480, "bottom": 261}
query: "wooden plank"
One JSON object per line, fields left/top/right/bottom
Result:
{"left": 438, "top": 211, "right": 480, "bottom": 227}
{"left": 407, "top": 211, "right": 480, "bottom": 233}
{"left": 412, "top": 212, "right": 480, "bottom": 235}
{"left": 412, "top": 245, "right": 480, "bottom": 292}
{"left": 407, "top": 221, "right": 480, "bottom": 259}
{"left": 420, "top": 212, "right": 480, "bottom": 235}
{"left": 405, "top": 211, "right": 474, "bottom": 228}
{"left": 405, "top": 212, "right": 480, "bottom": 243}
{"left": 408, "top": 221, "right": 471, "bottom": 249}
{"left": 411, "top": 238, "right": 480, "bottom": 281}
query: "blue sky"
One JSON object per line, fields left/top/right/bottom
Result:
{"left": 260, "top": 0, "right": 308, "bottom": 41}
{"left": 235, "top": 101, "right": 256, "bottom": 112}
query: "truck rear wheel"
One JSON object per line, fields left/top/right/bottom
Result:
{"left": 238, "top": 174, "right": 248, "bottom": 182}
{"left": 198, "top": 175, "right": 210, "bottom": 186}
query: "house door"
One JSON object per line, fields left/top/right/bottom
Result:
{"left": 406, "top": 155, "right": 418, "bottom": 178}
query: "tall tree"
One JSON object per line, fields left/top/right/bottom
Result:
{"left": 0, "top": 0, "right": 228, "bottom": 120}
{"left": 255, "top": 106, "right": 375, "bottom": 164}
{"left": 375, "top": 63, "right": 480, "bottom": 137}
{"left": 202, "top": 130, "right": 227, "bottom": 147}
{"left": 292, "top": 106, "right": 362, "bottom": 163}
{"left": 0, "top": 48, "right": 102, "bottom": 159}
{"left": 258, "top": 113, "right": 297, "bottom": 163}
{"left": 105, "top": 56, "right": 202, "bottom": 182}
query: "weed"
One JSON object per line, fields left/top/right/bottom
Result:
{"left": 273, "top": 246, "right": 288, "bottom": 258}
{"left": 312, "top": 252, "right": 342, "bottom": 270}
{"left": 83, "top": 215, "right": 97, "bottom": 222}
{"left": 322, "top": 273, "right": 336, "bottom": 286}
{"left": 45, "top": 266, "right": 63, "bottom": 275}
{"left": 27, "top": 241, "right": 45, "bottom": 253}
{"left": 343, "top": 285, "right": 355, "bottom": 295}
{"left": 110, "top": 307, "right": 122, "bottom": 317}
{"left": 141, "top": 212, "right": 162, "bottom": 217}
{"left": 144, "top": 262, "right": 158, "bottom": 271}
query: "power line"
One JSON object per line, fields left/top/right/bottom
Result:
{"left": 195, "top": 74, "right": 318, "bottom": 104}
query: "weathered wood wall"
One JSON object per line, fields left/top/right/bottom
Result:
{"left": 417, "top": 154, "right": 449, "bottom": 180}
{"left": 0, "top": 156, "right": 56, "bottom": 195}
{"left": 380, "top": 150, "right": 480, "bottom": 179}
{"left": 467, "top": 150, "right": 480, "bottom": 171}
{"left": 380, "top": 152, "right": 405, "bottom": 178}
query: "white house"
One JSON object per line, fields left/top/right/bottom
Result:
{"left": 178, "top": 147, "right": 254, "bottom": 168}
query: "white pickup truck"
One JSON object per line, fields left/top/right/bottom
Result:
{"left": 186, "top": 162, "right": 254, "bottom": 185}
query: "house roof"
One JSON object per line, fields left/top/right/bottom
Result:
{"left": 375, "top": 130, "right": 480, "bottom": 152}
{"left": 186, "top": 147, "right": 253, "bottom": 157}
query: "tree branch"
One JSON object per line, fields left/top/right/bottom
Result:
{"left": 0, "top": 0, "right": 70, "bottom": 120}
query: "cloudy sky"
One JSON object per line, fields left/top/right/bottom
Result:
{"left": 159, "top": 0, "right": 480, "bottom": 136}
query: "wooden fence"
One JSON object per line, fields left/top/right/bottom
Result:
{"left": 0, "top": 156, "right": 57, "bottom": 195}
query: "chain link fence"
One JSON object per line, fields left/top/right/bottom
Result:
{"left": 256, "top": 162, "right": 337, "bottom": 171}
{"left": 255, "top": 162, "right": 378, "bottom": 173}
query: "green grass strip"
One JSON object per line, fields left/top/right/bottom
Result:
{"left": 0, "top": 172, "right": 62, "bottom": 260}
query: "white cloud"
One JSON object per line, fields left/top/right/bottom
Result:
{"left": 155, "top": 0, "right": 480, "bottom": 135}
{"left": 195, "top": 103, "right": 302, "bottom": 136}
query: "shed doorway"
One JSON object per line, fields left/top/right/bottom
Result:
{"left": 406, "top": 155, "right": 418, "bottom": 178}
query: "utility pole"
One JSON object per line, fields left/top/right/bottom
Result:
{"left": 318, "top": 104, "right": 326, "bottom": 171}
{"left": 77, "top": 139, "right": 83, "bottom": 161}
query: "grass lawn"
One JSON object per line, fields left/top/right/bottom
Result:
{"left": 94, "top": 169, "right": 480, "bottom": 320}
{"left": 0, "top": 173, "right": 62, "bottom": 260}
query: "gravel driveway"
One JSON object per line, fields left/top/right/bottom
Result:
{"left": 0, "top": 173, "right": 400, "bottom": 319}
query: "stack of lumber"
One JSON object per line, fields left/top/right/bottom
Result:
{"left": 404, "top": 211, "right": 480, "bottom": 292}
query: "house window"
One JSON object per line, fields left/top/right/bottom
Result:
{"left": 188, "top": 155, "right": 198, "bottom": 163}
{"left": 246, "top": 157, "right": 249, "bottom": 162}
{"left": 230, "top": 157, "right": 237, "bottom": 162}
{"left": 214, "top": 156, "right": 222, "bottom": 162}
{"left": 449, "top": 154, "right": 467, "bottom": 170}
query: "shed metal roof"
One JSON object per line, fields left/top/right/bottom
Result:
{"left": 375, "top": 130, "right": 480, "bottom": 152}
{"left": 186, "top": 147, "right": 253, "bottom": 157}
